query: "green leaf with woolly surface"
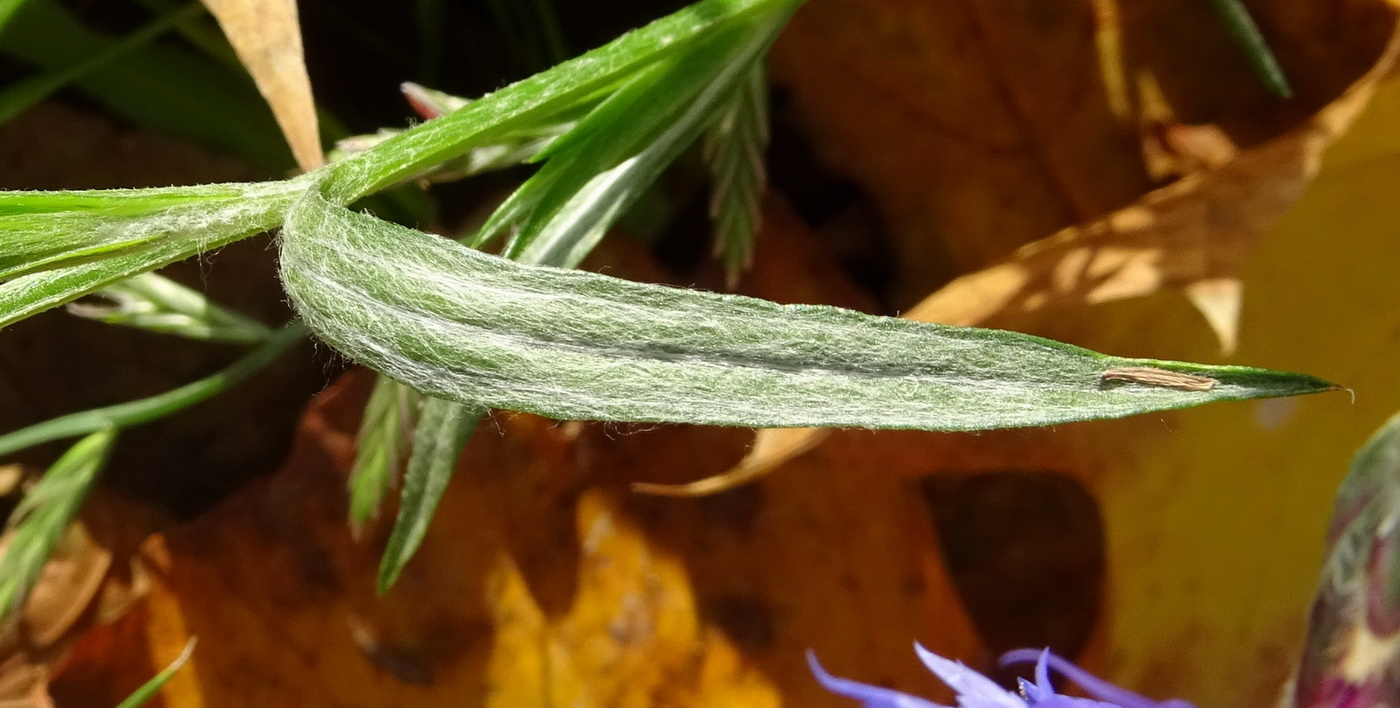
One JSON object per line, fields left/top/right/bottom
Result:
{"left": 0, "top": 427, "right": 115, "bottom": 619}
{"left": 377, "top": 397, "right": 482, "bottom": 594}
{"left": 281, "top": 191, "right": 1336, "bottom": 431}
{"left": 0, "top": 182, "right": 304, "bottom": 327}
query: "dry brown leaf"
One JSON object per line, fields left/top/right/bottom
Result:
{"left": 770, "top": 0, "right": 1395, "bottom": 306}
{"left": 645, "top": 13, "right": 1400, "bottom": 499}
{"left": 0, "top": 499, "right": 151, "bottom": 708}
{"left": 201, "top": 0, "right": 322, "bottom": 170}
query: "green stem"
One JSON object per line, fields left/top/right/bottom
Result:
{"left": 1206, "top": 0, "right": 1291, "bottom": 98}
{"left": 0, "top": 321, "right": 305, "bottom": 458}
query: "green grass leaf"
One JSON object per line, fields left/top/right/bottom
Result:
{"left": 348, "top": 376, "right": 423, "bottom": 532}
{"left": 0, "top": 2, "right": 203, "bottom": 127}
{"left": 113, "top": 638, "right": 197, "bottom": 708}
{"left": 0, "top": 427, "right": 116, "bottom": 618}
{"left": 1207, "top": 0, "right": 1292, "bottom": 99}
{"left": 320, "top": 0, "right": 802, "bottom": 203}
{"left": 376, "top": 397, "right": 482, "bottom": 594}
{"left": 478, "top": 10, "right": 786, "bottom": 265}
{"left": 281, "top": 190, "right": 1337, "bottom": 431}
{"left": 0, "top": 322, "right": 303, "bottom": 458}
{"left": 67, "top": 272, "right": 272, "bottom": 344}
{"left": 702, "top": 61, "right": 768, "bottom": 286}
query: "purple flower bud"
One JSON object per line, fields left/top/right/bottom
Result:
{"left": 808, "top": 644, "right": 1196, "bottom": 708}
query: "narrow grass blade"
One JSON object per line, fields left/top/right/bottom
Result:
{"left": 320, "top": 0, "right": 803, "bottom": 202}
{"left": 348, "top": 376, "right": 423, "bottom": 532}
{"left": 376, "top": 397, "right": 482, "bottom": 594}
{"left": 1207, "top": 0, "right": 1291, "bottom": 98}
{"left": 113, "top": 638, "right": 197, "bottom": 708}
{"left": 67, "top": 272, "right": 272, "bottom": 344}
{"left": 0, "top": 2, "right": 203, "bottom": 126}
{"left": 0, "top": 427, "right": 116, "bottom": 618}
{"left": 703, "top": 60, "right": 768, "bottom": 286}
{"left": 281, "top": 191, "right": 1337, "bottom": 431}
{"left": 0, "top": 322, "right": 303, "bottom": 458}
{"left": 510, "top": 17, "right": 781, "bottom": 266}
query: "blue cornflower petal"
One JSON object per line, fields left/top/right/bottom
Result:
{"left": 809, "top": 645, "right": 1194, "bottom": 708}
{"left": 999, "top": 649, "right": 1198, "bottom": 708}
{"left": 913, "top": 643, "right": 1026, "bottom": 708}
{"left": 807, "top": 650, "right": 950, "bottom": 708}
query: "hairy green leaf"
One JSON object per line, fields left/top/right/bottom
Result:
{"left": 348, "top": 376, "right": 423, "bottom": 532}
{"left": 0, "top": 179, "right": 303, "bottom": 282}
{"left": 0, "top": 180, "right": 304, "bottom": 327}
{"left": 0, "top": 0, "right": 797, "bottom": 328}
{"left": 67, "top": 272, "right": 272, "bottom": 343}
{"left": 0, "top": 427, "right": 116, "bottom": 618}
{"left": 377, "top": 397, "right": 482, "bottom": 594}
{"left": 282, "top": 191, "right": 1336, "bottom": 430}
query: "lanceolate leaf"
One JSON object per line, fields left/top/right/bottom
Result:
{"left": 281, "top": 190, "right": 1336, "bottom": 431}
{"left": 348, "top": 376, "right": 423, "bottom": 532}
{"left": 68, "top": 271, "right": 272, "bottom": 343}
{"left": 703, "top": 60, "right": 769, "bottom": 285}
{"left": 377, "top": 396, "right": 482, "bottom": 594}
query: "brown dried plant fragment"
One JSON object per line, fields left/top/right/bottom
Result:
{"left": 201, "top": 0, "right": 322, "bottom": 170}
{"left": 1098, "top": 367, "right": 1217, "bottom": 392}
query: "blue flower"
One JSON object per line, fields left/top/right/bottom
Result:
{"left": 807, "top": 645, "right": 1197, "bottom": 708}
